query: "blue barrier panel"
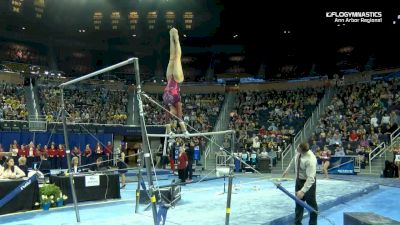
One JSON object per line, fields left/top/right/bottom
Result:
{"left": 0, "top": 175, "right": 37, "bottom": 208}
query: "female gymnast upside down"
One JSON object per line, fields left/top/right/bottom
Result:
{"left": 163, "top": 28, "right": 189, "bottom": 137}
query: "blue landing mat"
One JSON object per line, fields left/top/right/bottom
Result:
{"left": 0, "top": 178, "right": 381, "bottom": 225}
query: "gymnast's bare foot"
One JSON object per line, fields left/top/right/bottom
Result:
{"left": 169, "top": 27, "right": 176, "bottom": 36}
{"left": 170, "top": 28, "right": 179, "bottom": 41}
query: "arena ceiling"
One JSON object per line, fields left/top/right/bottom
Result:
{"left": 0, "top": 1, "right": 399, "bottom": 74}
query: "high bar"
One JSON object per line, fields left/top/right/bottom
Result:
{"left": 59, "top": 57, "right": 137, "bottom": 87}
{"left": 147, "top": 130, "right": 235, "bottom": 138}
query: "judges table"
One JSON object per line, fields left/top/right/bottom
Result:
{"left": 0, "top": 178, "right": 39, "bottom": 215}
{"left": 50, "top": 173, "right": 121, "bottom": 204}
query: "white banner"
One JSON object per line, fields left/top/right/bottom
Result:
{"left": 85, "top": 175, "right": 100, "bottom": 187}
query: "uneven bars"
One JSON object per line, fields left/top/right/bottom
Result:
{"left": 59, "top": 57, "right": 137, "bottom": 87}
{"left": 146, "top": 130, "right": 234, "bottom": 138}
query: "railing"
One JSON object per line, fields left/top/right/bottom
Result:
{"left": 30, "top": 79, "right": 39, "bottom": 118}
{"left": 216, "top": 154, "right": 230, "bottom": 167}
{"left": 294, "top": 87, "right": 335, "bottom": 151}
{"left": 368, "top": 142, "right": 386, "bottom": 174}
{"left": 28, "top": 115, "right": 47, "bottom": 132}
{"left": 204, "top": 93, "right": 234, "bottom": 170}
{"left": 363, "top": 127, "right": 400, "bottom": 174}
{"left": 281, "top": 143, "right": 293, "bottom": 171}
{"left": 390, "top": 127, "right": 400, "bottom": 144}
{"left": 353, "top": 156, "right": 361, "bottom": 173}
{"left": 0, "top": 119, "right": 164, "bottom": 128}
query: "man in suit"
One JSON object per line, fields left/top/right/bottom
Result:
{"left": 283, "top": 143, "right": 318, "bottom": 225}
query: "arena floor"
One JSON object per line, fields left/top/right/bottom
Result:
{"left": 1, "top": 174, "right": 399, "bottom": 225}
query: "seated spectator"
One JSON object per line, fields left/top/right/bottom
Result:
{"left": 370, "top": 114, "right": 379, "bottom": 128}
{"left": 345, "top": 143, "right": 355, "bottom": 155}
{"left": 91, "top": 157, "right": 108, "bottom": 172}
{"left": 18, "top": 156, "right": 28, "bottom": 176}
{"left": 71, "top": 156, "right": 80, "bottom": 174}
{"left": 39, "top": 85, "right": 128, "bottom": 124}
{"left": 38, "top": 152, "right": 51, "bottom": 175}
{"left": 310, "top": 140, "right": 319, "bottom": 154}
{"left": 0, "top": 144, "right": 11, "bottom": 165}
{"left": 348, "top": 130, "right": 359, "bottom": 142}
{"left": 0, "top": 158, "right": 26, "bottom": 179}
{"left": 334, "top": 145, "right": 346, "bottom": 156}
{"left": 259, "top": 148, "right": 268, "bottom": 158}
{"left": 381, "top": 113, "right": 390, "bottom": 125}
{"left": 0, "top": 82, "right": 28, "bottom": 120}
{"left": 355, "top": 145, "right": 366, "bottom": 167}
{"left": 315, "top": 80, "right": 400, "bottom": 167}
{"left": 267, "top": 149, "right": 277, "bottom": 166}
{"left": 117, "top": 152, "right": 128, "bottom": 189}
{"left": 252, "top": 136, "right": 260, "bottom": 150}
{"left": 72, "top": 146, "right": 81, "bottom": 158}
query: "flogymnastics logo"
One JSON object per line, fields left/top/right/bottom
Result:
{"left": 326, "top": 11, "right": 383, "bottom": 23}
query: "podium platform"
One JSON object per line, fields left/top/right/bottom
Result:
{"left": 344, "top": 212, "right": 400, "bottom": 225}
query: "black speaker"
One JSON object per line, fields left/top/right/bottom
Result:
{"left": 257, "top": 158, "right": 271, "bottom": 173}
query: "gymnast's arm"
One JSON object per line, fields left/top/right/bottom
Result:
{"left": 14, "top": 166, "right": 26, "bottom": 178}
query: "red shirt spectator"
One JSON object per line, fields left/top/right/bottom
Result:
{"left": 95, "top": 143, "right": 103, "bottom": 155}
{"left": 58, "top": 145, "right": 65, "bottom": 157}
{"left": 34, "top": 148, "right": 41, "bottom": 157}
{"left": 84, "top": 145, "right": 92, "bottom": 157}
{"left": 72, "top": 147, "right": 81, "bottom": 157}
{"left": 349, "top": 130, "right": 359, "bottom": 142}
{"left": 27, "top": 143, "right": 36, "bottom": 157}
{"left": 48, "top": 145, "right": 58, "bottom": 158}
{"left": 18, "top": 145, "right": 28, "bottom": 157}
{"left": 259, "top": 126, "right": 266, "bottom": 136}
{"left": 41, "top": 145, "right": 49, "bottom": 157}
{"left": 177, "top": 151, "right": 188, "bottom": 170}
{"left": 105, "top": 142, "right": 113, "bottom": 156}
{"left": 11, "top": 142, "right": 19, "bottom": 157}
{"left": 12, "top": 141, "right": 19, "bottom": 150}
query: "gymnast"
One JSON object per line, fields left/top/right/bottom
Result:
{"left": 163, "top": 28, "right": 189, "bottom": 137}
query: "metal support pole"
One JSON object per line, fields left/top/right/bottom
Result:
{"left": 135, "top": 151, "right": 143, "bottom": 214}
{"left": 224, "top": 177, "right": 226, "bottom": 194}
{"left": 134, "top": 58, "right": 158, "bottom": 225}
{"left": 225, "top": 131, "right": 235, "bottom": 225}
{"left": 61, "top": 90, "right": 80, "bottom": 222}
